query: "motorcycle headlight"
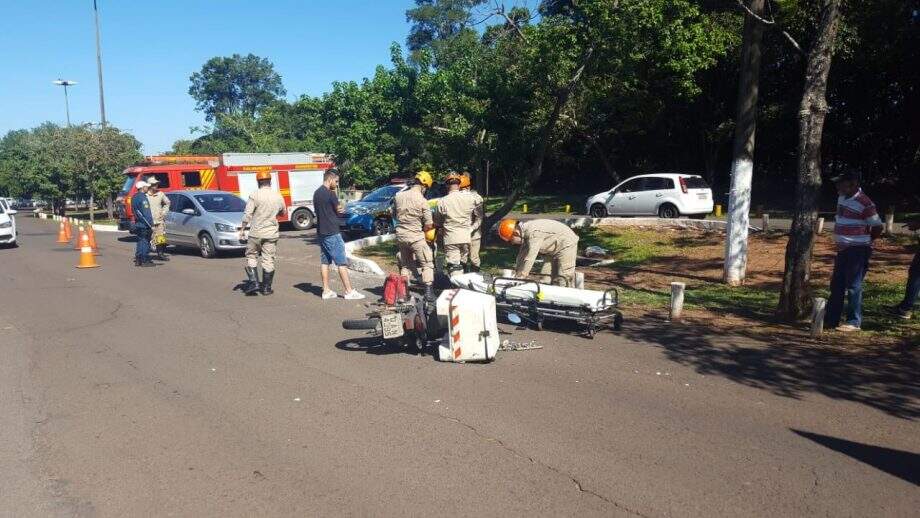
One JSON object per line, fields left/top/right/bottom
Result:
{"left": 0, "top": 221, "right": 11, "bottom": 228}
{"left": 215, "top": 223, "right": 236, "bottom": 232}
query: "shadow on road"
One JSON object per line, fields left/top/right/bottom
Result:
{"left": 791, "top": 429, "right": 920, "bottom": 485}
{"left": 293, "top": 282, "right": 324, "bottom": 297}
{"left": 620, "top": 316, "right": 920, "bottom": 419}
{"left": 334, "top": 336, "right": 428, "bottom": 358}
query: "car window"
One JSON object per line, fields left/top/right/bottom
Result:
{"left": 194, "top": 194, "right": 245, "bottom": 213}
{"left": 182, "top": 171, "right": 202, "bottom": 188}
{"left": 362, "top": 185, "right": 403, "bottom": 202}
{"left": 166, "top": 194, "right": 179, "bottom": 211}
{"left": 174, "top": 195, "right": 196, "bottom": 213}
{"left": 618, "top": 178, "right": 645, "bottom": 193}
{"left": 644, "top": 177, "right": 675, "bottom": 191}
{"left": 683, "top": 176, "right": 709, "bottom": 189}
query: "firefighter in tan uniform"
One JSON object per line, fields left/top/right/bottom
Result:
{"left": 392, "top": 171, "right": 436, "bottom": 300}
{"left": 145, "top": 177, "right": 171, "bottom": 261}
{"left": 459, "top": 172, "right": 484, "bottom": 272}
{"left": 240, "top": 171, "right": 286, "bottom": 296}
{"left": 498, "top": 218, "right": 579, "bottom": 287}
{"left": 435, "top": 173, "right": 477, "bottom": 278}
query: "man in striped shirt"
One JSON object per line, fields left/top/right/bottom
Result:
{"left": 825, "top": 171, "right": 884, "bottom": 332}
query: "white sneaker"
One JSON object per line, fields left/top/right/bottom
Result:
{"left": 322, "top": 290, "right": 338, "bottom": 300}
{"left": 343, "top": 290, "right": 366, "bottom": 300}
{"left": 837, "top": 324, "right": 861, "bottom": 332}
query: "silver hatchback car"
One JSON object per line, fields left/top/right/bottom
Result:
{"left": 164, "top": 190, "right": 248, "bottom": 258}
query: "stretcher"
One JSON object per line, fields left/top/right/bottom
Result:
{"left": 449, "top": 273, "right": 623, "bottom": 338}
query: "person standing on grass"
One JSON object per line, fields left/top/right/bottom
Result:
{"left": 891, "top": 217, "right": 919, "bottom": 320}
{"left": 313, "top": 170, "right": 364, "bottom": 300}
{"left": 824, "top": 171, "right": 884, "bottom": 332}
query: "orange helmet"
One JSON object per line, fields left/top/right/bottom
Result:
{"left": 459, "top": 173, "right": 471, "bottom": 189}
{"left": 444, "top": 172, "right": 462, "bottom": 185}
{"left": 498, "top": 218, "right": 517, "bottom": 242}
{"left": 256, "top": 171, "right": 272, "bottom": 182}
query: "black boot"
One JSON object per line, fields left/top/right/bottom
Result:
{"left": 243, "top": 267, "right": 260, "bottom": 295}
{"left": 424, "top": 284, "right": 435, "bottom": 302}
{"left": 156, "top": 245, "right": 169, "bottom": 261}
{"left": 260, "top": 270, "right": 274, "bottom": 296}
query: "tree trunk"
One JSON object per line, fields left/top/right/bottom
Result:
{"left": 483, "top": 46, "right": 595, "bottom": 231}
{"left": 777, "top": 0, "right": 842, "bottom": 320}
{"left": 723, "top": 0, "right": 766, "bottom": 286}
{"left": 106, "top": 195, "right": 114, "bottom": 220}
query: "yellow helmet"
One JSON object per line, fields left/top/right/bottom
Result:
{"left": 414, "top": 170, "right": 433, "bottom": 188}
{"left": 425, "top": 228, "right": 437, "bottom": 242}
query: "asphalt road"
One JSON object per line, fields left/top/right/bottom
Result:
{"left": 2, "top": 217, "right": 918, "bottom": 517}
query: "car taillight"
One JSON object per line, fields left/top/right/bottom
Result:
{"left": 679, "top": 177, "right": 688, "bottom": 194}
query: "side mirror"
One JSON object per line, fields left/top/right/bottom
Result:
{"left": 181, "top": 208, "right": 196, "bottom": 216}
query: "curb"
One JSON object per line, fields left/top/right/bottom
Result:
{"left": 34, "top": 213, "right": 125, "bottom": 233}
{"left": 343, "top": 234, "right": 395, "bottom": 277}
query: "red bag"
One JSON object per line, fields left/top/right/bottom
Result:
{"left": 382, "top": 274, "right": 408, "bottom": 305}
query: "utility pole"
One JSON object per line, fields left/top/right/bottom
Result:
{"left": 91, "top": 0, "right": 107, "bottom": 224}
{"left": 723, "top": 0, "right": 766, "bottom": 286}
{"left": 52, "top": 79, "right": 78, "bottom": 127}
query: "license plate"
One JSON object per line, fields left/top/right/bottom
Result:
{"left": 380, "top": 313, "right": 404, "bottom": 339}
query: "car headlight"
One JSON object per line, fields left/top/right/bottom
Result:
{"left": 0, "top": 221, "right": 11, "bottom": 228}
{"left": 350, "top": 206, "right": 369, "bottom": 215}
{"left": 215, "top": 223, "right": 236, "bottom": 232}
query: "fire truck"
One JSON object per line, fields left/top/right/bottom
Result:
{"left": 116, "top": 152, "right": 334, "bottom": 231}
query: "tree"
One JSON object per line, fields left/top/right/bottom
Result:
{"left": 777, "top": 0, "right": 843, "bottom": 320}
{"left": 406, "top": 0, "right": 487, "bottom": 59}
{"left": 188, "top": 54, "right": 286, "bottom": 122}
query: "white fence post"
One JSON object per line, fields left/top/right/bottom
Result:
{"left": 810, "top": 297, "right": 827, "bottom": 338}
{"left": 669, "top": 282, "right": 686, "bottom": 321}
{"left": 574, "top": 271, "right": 585, "bottom": 290}
{"left": 761, "top": 213, "right": 770, "bottom": 232}
{"left": 816, "top": 217, "right": 825, "bottom": 234}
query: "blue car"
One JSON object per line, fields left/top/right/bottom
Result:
{"left": 342, "top": 183, "right": 444, "bottom": 236}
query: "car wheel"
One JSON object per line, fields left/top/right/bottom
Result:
{"left": 199, "top": 232, "right": 217, "bottom": 258}
{"left": 290, "top": 208, "right": 314, "bottom": 231}
{"left": 589, "top": 203, "right": 608, "bottom": 218}
{"left": 372, "top": 218, "right": 392, "bottom": 236}
{"left": 657, "top": 203, "right": 679, "bottom": 219}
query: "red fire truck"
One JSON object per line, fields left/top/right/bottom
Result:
{"left": 116, "top": 152, "right": 335, "bottom": 231}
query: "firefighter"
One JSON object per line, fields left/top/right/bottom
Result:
{"left": 459, "top": 172, "right": 484, "bottom": 272}
{"left": 145, "top": 177, "right": 171, "bottom": 261}
{"left": 498, "top": 218, "right": 579, "bottom": 287}
{"left": 392, "top": 171, "right": 435, "bottom": 300}
{"left": 436, "top": 173, "right": 476, "bottom": 278}
{"left": 240, "top": 171, "right": 286, "bottom": 296}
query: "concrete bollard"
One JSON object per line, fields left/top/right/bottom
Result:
{"left": 565, "top": 204, "right": 571, "bottom": 213}
{"left": 810, "top": 297, "right": 827, "bottom": 338}
{"left": 501, "top": 269, "right": 514, "bottom": 278}
{"left": 522, "top": 203, "right": 528, "bottom": 214}
{"left": 574, "top": 271, "right": 585, "bottom": 290}
{"left": 816, "top": 217, "right": 825, "bottom": 234}
{"left": 669, "top": 282, "right": 686, "bottom": 321}
{"left": 884, "top": 212, "right": 895, "bottom": 235}
{"left": 761, "top": 213, "right": 770, "bottom": 232}
{"left": 715, "top": 204, "right": 722, "bottom": 218}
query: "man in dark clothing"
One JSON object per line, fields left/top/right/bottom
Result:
{"left": 313, "top": 170, "right": 363, "bottom": 300}
{"left": 892, "top": 218, "right": 920, "bottom": 320}
{"left": 131, "top": 180, "right": 155, "bottom": 267}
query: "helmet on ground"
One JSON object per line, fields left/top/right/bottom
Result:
{"left": 459, "top": 173, "right": 471, "bottom": 189}
{"left": 414, "top": 170, "right": 433, "bottom": 188}
{"left": 256, "top": 171, "right": 272, "bottom": 182}
{"left": 425, "top": 228, "right": 437, "bottom": 242}
{"left": 498, "top": 218, "right": 517, "bottom": 242}
{"left": 444, "top": 173, "right": 462, "bottom": 185}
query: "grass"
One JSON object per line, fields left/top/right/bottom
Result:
{"left": 483, "top": 195, "right": 585, "bottom": 215}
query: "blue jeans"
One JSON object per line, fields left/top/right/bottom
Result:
{"left": 825, "top": 246, "right": 871, "bottom": 328}
{"left": 135, "top": 226, "right": 151, "bottom": 262}
{"left": 319, "top": 233, "right": 348, "bottom": 266}
{"left": 897, "top": 252, "right": 920, "bottom": 312}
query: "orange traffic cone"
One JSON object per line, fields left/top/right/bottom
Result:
{"left": 63, "top": 217, "right": 72, "bottom": 239}
{"left": 87, "top": 225, "right": 98, "bottom": 252}
{"left": 56, "top": 222, "right": 69, "bottom": 243}
{"left": 75, "top": 233, "right": 99, "bottom": 269}
{"left": 74, "top": 226, "right": 85, "bottom": 250}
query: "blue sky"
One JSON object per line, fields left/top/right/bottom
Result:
{"left": 0, "top": 1, "right": 417, "bottom": 154}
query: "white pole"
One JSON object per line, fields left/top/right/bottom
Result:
{"left": 816, "top": 217, "right": 825, "bottom": 234}
{"left": 884, "top": 212, "right": 895, "bottom": 235}
{"left": 574, "top": 271, "right": 585, "bottom": 290}
{"left": 761, "top": 213, "right": 769, "bottom": 232}
{"left": 810, "top": 297, "right": 827, "bottom": 338}
{"left": 669, "top": 282, "right": 686, "bottom": 321}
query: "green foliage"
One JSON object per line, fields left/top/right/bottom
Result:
{"left": 189, "top": 54, "right": 286, "bottom": 122}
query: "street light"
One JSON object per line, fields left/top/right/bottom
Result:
{"left": 52, "top": 79, "right": 78, "bottom": 127}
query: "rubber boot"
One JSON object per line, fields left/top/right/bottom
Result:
{"left": 243, "top": 267, "right": 260, "bottom": 296}
{"left": 260, "top": 270, "right": 275, "bottom": 296}
{"left": 424, "top": 284, "right": 435, "bottom": 303}
{"left": 470, "top": 264, "right": 480, "bottom": 273}
{"left": 156, "top": 244, "right": 169, "bottom": 261}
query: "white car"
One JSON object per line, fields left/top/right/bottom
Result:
{"left": 0, "top": 198, "right": 17, "bottom": 247}
{"left": 585, "top": 173, "right": 714, "bottom": 219}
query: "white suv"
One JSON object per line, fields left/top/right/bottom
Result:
{"left": 0, "top": 198, "right": 17, "bottom": 247}
{"left": 585, "top": 173, "right": 713, "bottom": 219}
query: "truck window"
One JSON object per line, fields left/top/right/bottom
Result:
{"left": 182, "top": 171, "right": 202, "bottom": 188}
{"left": 142, "top": 173, "right": 170, "bottom": 188}
{"left": 120, "top": 175, "right": 136, "bottom": 194}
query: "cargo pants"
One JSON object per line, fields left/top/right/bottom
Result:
{"left": 246, "top": 237, "right": 278, "bottom": 272}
